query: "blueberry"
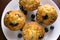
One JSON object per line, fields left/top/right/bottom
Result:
{"left": 23, "top": 10, "right": 27, "bottom": 15}
{"left": 42, "top": 15, "right": 48, "bottom": 20}
{"left": 19, "top": 6, "right": 23, "bottom": 11}
{"left": 7, "top": 12, "right": 9, "bottom": 14}
{"left": 7, "top": 11, "right": 11, "bottom": 14}
{"left": 20, "top": 28, "right": 23, "bottom": 31}
{"left": 20, "top": 6, "right": 27, "bottom": 15}
{"left": 9, "top": 22, "right": 18, "bottom": 26}
{"left": 39, "top": 36, "right": 43, "bottom": 39}
{"left": 50, "top": 26, "right": 54, "bottom": 30}
{"left": 45, "top": 27, "right": 49, "bottom": 33}
{"left": 31, "top": 14, "right": 35, "bottom": 19}
{"left": 31, "top": 19, "right": 35, "bottom": 21}
{"left": 18, "top": 33, "right": 22, "bottom": 38}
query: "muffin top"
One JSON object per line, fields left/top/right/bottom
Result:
{"left": 19, "top": 0, "right": 40, "bottom": 11}
{"left": 22, "top": 21, "right": 45, "bottom": 40}
{"left": 4, "top": 10, "right": 26, "bottom": 31}
{"left": 36, "top": 4, "right": 58, "bottom": 26}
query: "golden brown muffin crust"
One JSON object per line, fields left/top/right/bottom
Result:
{"left": 36, "top": 4, "right": 58, "bottom": 26}
{"left": 19, "top": 0, "right": 40, "bottom": 11}
{"left": 22, "top": 22, "right": 45, "bottom": 40}
{"left": 4, "top": 10, "right": 26, "bottom": 31}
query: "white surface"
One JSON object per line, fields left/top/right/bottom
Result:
{"left": 1, "top": 0, "right": 60, "bottom": 40}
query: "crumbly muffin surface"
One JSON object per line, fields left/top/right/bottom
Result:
{"left": 36, "top": 4, "right": 58, "bottom": 25}
{"left": 19, "top": 0, "right": 40, "bottom": 11}
{"left": 4, "top": 10, "right": 26, "bottom": 31}
{"left": 22, "top": 22, "right": 45, "bottom": 40}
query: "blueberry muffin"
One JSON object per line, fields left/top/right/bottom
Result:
{"left": 22, "top": 22, "right": 45, "bottom": 40}
{"left": 19, "top": 0, "right": 40, "bottom": 11}
{"left": 4, "top": 10, "right": 26, "bottom": 31}
{"left": 36, "top": 4, "right": 58, "bottom": 26}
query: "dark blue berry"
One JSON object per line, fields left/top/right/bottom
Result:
{"left": 31, "top": 14, "right": 35, "bottom": 19}
{"left": 18, "top": 33, "right": 22, "bottom": 38}
{"left": 45, "top": 27, "right": 49, "bottom": 33}
{"left": 23, "top": 10, "right": 27, "bottom": 15}
{"left": 50, "top": 26, "right": 54, "bottom": 30}
{"left": 42, "top": 15, "right": 48, "bottom": 20}
{"left": 19, "top": 6, "right": 23, "bottom": 11}
{"left": 39, "top": 36, "right": 43, "bottom": 39}
{"left": 19, "top": 6, "right": 27, "bottom": 15}
{"left": 20, "top": 28, "right": 23, "bottom": 31}
{"left": 31, "top": 19, "right": 35, "bottom": 21}
{"left": 9, "top": 22, "right": 18, "bottom": 26}
{"left": 7, "top": 11, "right": 11, "bottom": 14}
{"left": 7, "top": 12, "right": 9, "bottom": 14}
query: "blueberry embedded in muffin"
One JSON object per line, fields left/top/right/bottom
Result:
{"left": 39, "top": 36, "right": 43, "bottom": 39}
{"left": 9, "top": 22, "right": 19, "bottom": 27}
{"left": 42, "top": 14, "right": 48, "bottom": 20}
{"left": 4, "top": 10, "right": 26, "bottom": 31}
{"left": 36, "top": 4, "right": 58, "bottom": 26}
{"left": 7, "top": 11, "right": 11, "bottom": 14}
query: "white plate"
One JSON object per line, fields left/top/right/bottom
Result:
{"left": 1, "top": 0, "right": 60, "bottom": 40}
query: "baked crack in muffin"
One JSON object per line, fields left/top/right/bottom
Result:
{"left": 19, "top": 0, "right": 40, "bottom": 11}
{"left": 4, "top": 10, "right": 26, "bottom": 31}
{"left": 36, "top": 4, "right": 58, "bottom": 26}
{"left": 22, "top": 21, "right": 45, "bottom": 40}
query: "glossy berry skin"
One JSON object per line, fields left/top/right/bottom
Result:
{"left": 42, "top": 15, "right": 48, "bottom": 20}
{"left": 39, "top": 36, "right": 43, "bottom": 39}
{"left": 7, "top": 11, "right": 11, "bottom": 14}
{"left": 31, "top": 14, "right": 35, "bottom": 19}
{"left": 9, "top": 22, "right": 18, "bottom": 27}
{"left": 20, "top": 6, "right": 27, "bottom": 15}
{"left": 50, "top": 26, "right": 54, "bottom": 30}
{"left": 45, "top": 27, "right": 49, "bottom": 33}
{"left": 18, "top": 33, "right": 22, "bottom": 38}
